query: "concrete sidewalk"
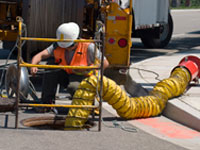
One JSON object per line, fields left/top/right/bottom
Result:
{"left": 103, "top": 46, "right": 200, "bottom": 150}
{"left": 129, "top": 47, "right": 200, "bottom": 131}
{"left": 129, "top": 46, "right": 200, "bottom": 149}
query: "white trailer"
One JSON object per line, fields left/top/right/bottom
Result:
{"left": 130, "top": 0, "right": 173, "bottom": 48}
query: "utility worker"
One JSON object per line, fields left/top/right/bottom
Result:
{"left": 31, "top": 22, "right": 109, "bottom": 112}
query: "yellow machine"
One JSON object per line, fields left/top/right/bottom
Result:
{"left": 0, "top": 0, "right": 20, "bottom": 41}
{"left": 103, "top": 1, "right": 132, "bottom": 67}
{"left": 0, "top": 0, "right": 132, "bottom": 68}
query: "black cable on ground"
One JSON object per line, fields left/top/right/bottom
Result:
{"left": 129, "top": 66, "right": 161, "bottom": 85}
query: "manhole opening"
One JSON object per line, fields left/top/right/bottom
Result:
{"left": 21, "top": 116, "right": 96, "bottom": 130}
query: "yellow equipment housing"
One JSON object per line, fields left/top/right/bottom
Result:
{"left": 0, "top": 1, "right": 19, "bottom": 41}
{"left": 104, "top": 2, "right": 132, "bottom": 67}
{"left": 0, "top": 0, "right": 132, "bottom": 68}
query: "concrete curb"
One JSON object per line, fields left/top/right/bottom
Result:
{"left": 163, "top": 98, "right": 200, "bottom": 131}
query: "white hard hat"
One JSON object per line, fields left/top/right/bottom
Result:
{"left": 56, "top": 22, "right": 80, "bottom": 48}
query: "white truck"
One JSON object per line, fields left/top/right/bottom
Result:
{"left": 130, "top": 0, "right": 173, "bottom": 48}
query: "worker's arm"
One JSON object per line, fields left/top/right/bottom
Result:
{"left": 103, "top": 57, "right": 109, "bottom": 70}
{"left": 87, "top": 43, "right": 109, "bottom": 70}
{"left": 31, "top": 49, "right": 51, "bottom": 75}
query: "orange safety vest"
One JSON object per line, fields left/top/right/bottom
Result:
{"left": 54, "top": 42, "right": 94, "bottom": 75}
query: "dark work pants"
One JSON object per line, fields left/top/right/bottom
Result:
{"left": 41, "top": 60, "right": 86, "bottom": 104}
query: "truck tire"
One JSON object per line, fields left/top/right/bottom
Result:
{"left": 141, "top": 13, "right": 173, "bottom": 48}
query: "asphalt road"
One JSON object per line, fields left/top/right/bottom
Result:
{"left": 0, "top": 9, "right": 200, "bottom": 150}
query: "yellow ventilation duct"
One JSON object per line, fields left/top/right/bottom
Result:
{"left": 65, "top": 56, "right": 200, "bottom": 129}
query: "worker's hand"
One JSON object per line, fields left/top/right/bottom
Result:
{"left": 31, "top": 67, "right": 38, "bottom": 76}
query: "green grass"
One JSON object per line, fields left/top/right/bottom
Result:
{"left": 170, "top": 5, "right": 200, "bottom": 9}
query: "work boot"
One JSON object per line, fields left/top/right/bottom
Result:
{"left": 34, "top": 107, "right": 50, "bottom": 113}
{"left": 34, "top": 99, "right": 55, "bottom": 113}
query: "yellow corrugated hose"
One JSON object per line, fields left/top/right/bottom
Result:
{"left": 64, "top": 67, "right": 191, "bottom": 129}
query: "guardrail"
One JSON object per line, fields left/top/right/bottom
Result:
{"left": 15, "top": 16, "right": 104, "bottom": 131}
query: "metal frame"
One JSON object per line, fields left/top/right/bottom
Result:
{"left": 15, "top": 17, "right": 104, "bottom": 131}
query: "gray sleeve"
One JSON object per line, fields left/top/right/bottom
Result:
{"left": 120, "top": 0, "right": 129, "bottom": 9}
{"left": 46, "top": 43, "right": 58, "bottom": 55}
{"left": 87, "top": 43, "right": 105, "bottom": 65}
